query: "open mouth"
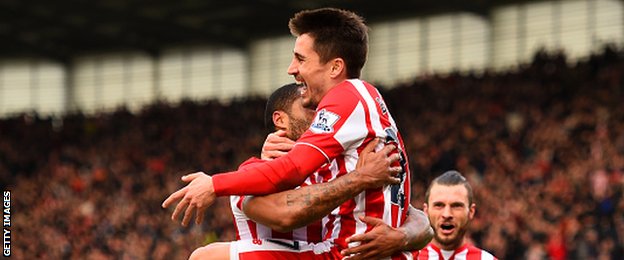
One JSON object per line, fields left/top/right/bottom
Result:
{"left": 296, "top": 81, "right": 308, "bottom": 96}
{"left": 439, "top": 223, "right": 455, "bottom": 234}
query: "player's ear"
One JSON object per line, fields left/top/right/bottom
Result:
{"left": 328, "top": 58, "right": 345, "bottom": 78}
{"left": 468, "top": 203, "right": 476, "bottom": 220}
{"left": 423, "top": 203, "right": 429, "bottom": 216}
{"left": 272, "top": 111, "right": 288, "bottom": 129}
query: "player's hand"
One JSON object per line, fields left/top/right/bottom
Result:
{"left": 341, "top": 215, "right": 407, "bottom": 260}
{"left": 261, "top": 130, "right": 295, "bottom": 160}
{"left": 355, "top": 138, "right": 401, "bottom": 189}
{"left": 162, "top": 172, "right": 216, "bottom": 226}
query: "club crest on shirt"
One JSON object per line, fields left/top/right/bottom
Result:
{"left": 310, "top": 109, "right": 340, "bottom": 133}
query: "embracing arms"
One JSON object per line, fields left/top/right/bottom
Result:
{"left": 243, "top": 138, "right": 401, "bottom": 232}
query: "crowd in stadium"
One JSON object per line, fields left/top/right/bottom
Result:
{"left": 2, "top": 45, "right": 623, "bottom": 259}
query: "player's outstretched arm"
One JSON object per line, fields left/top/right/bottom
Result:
{"left": 243, "top": 138, "right": 402, "bottom": 232}
{"left": 162, "top": 132, "right": 323, "bottom": 227}
{"left": 340, "top": 205, "right": 433, "bottom": 260}
{"left": 161, "top": 172, "right": 216, "bottom": 227}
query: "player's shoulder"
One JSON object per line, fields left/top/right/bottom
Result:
{"left": 322, "top": 79, "right": 376, "bottom": 104}
{"left": 326, "top": 80, "right": 360, "bottom": 97}
{"left": 334, "top": 79, "right": 377, "bottom": 94}
{"left": 466, "top": 244, "right": 497, "bottom": 260}
{"left": 316, "top": 82, "right": 359, "bottom": 111}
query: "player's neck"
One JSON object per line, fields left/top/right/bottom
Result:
{"left": 329, "top": 74, "right": 350, "bottom": 86}
{"left": 433, "top": 237, "right": 466, "bottom": 252}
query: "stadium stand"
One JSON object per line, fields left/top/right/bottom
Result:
{"left": 2, "top": 46, "right": 623, "bottom": 259}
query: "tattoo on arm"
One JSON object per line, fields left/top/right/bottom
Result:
{"left": 283, "top": 170, "right": 362, "bottom": 226}
{"left": 244, "top": 170, "right": 367, "bottom": 231}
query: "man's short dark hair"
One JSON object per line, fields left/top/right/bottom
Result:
{"left": 425, "top": 170, "right": 474, "bottom": 205}
{"left": 264, "top": 83, "right": 301, "bottom": 131}
{"left": 288, "top": 8, "right": 368, "bottom": 79}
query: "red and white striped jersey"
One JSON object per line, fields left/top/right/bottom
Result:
{"left": 230, "top": 194, "right": 323, "bottom": 243}
{"left": 231, "top": 159, "right": 331, "bottom": 243}
{"left": 296, "top": 79, "right": 412, "bottom": 251}
{"left": 417, "top": 243, "right": 497, "bottom": 260}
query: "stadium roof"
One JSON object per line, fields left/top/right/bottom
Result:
{"left": 0, "top": 0, "right": 534, "bottom": 63}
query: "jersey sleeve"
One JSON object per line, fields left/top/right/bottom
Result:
{"left": 237, "top": 157, "right": 265, "bottom": 170}
{"left": 296, "top": 82, "right": 370, "bottom": 160}
{"left": 212, "top": 144, "right": 327, "bottom": 196}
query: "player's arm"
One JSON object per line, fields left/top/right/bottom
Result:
{"left": 340, "top": 205, "right": 433, "bottom": 260}
{"left": 402, "top": 205, "right": 434, "bottom": 251}
{"left": 162, "top": 87, "right": 361, "bottom": 226}
{"left": 234, "top": 131, "right": 293, "bottom": 171}
{"left": 161, "top": 145, "right": 325, "bottom": 226}
{"left": 213, "top": 143, "right": 327, "bottom": 195}
{"left": 243, "top": 138, "right": 401, "bottom": 232}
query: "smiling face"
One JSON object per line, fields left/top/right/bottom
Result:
{"left": 287, "top": 33, "right": 335, "bottom": 109}
{"left": 424, "top": 183, "right": 476, "bottom": 250}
